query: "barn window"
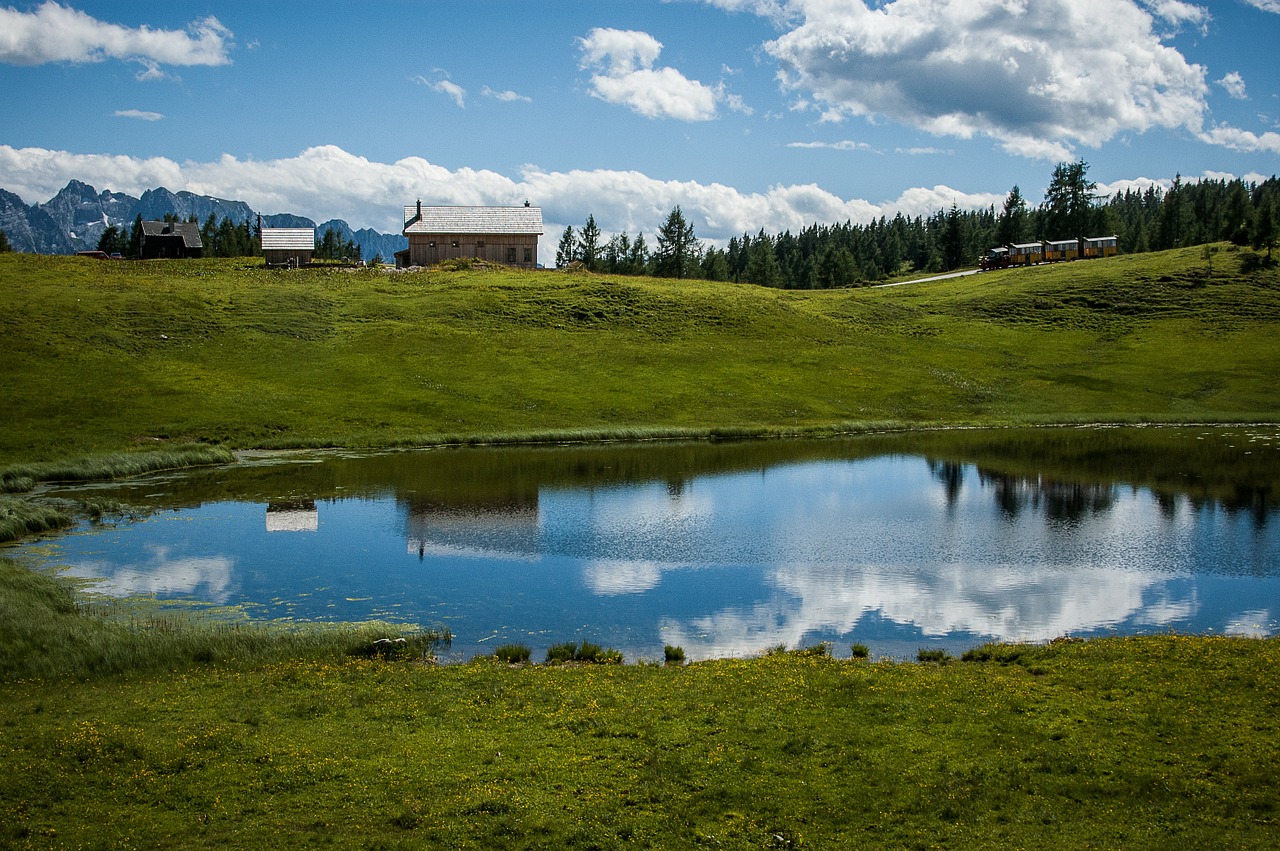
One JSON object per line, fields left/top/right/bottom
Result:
{"left": 507, "top": 247, "right": 517, "bottom": 262}
{"left": 524, "top": 248, "right": 532, "bottom": 263}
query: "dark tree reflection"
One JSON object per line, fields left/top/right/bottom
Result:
{"left": 928, "top": 459, "right": 965, "bottom": 509}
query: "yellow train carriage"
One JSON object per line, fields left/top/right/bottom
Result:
{"left": 1044, "top": 238, "right": 1079, "bottom": 262}
{"left": 1008, "top": 241, "right": 1044, "bottom": 266}
{"left": 1085, "top": 235, "right": 1119, "bottom": 258}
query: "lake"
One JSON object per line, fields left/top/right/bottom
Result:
{"left": 8, "top": 426, "right": 1279, "bottom": 662}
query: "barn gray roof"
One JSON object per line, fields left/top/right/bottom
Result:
{"left": 261, "top": 228, "right": 316, "bottom": 250}
{"left": 403, "top": 205, "right": 544, "bottom": 236}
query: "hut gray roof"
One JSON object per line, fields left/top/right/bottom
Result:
{"left": 261, "top": 227, "right": 316, "bottom": 250}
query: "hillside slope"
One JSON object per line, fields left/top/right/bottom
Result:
{"left": 1, "top": 246, "right": 1277, "bottom": 463}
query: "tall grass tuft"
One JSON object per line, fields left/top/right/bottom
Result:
{"left": 1, "top": 445, "right": 235, "bottom": 493}
{"left": 0, "top": 557, "right": 448, "bottom": 681}
{"left": 545, "top": 639, "right": 623, "bottom": 665}
{"left": 494, "top": 643, "right": 532, "bottom": 664}
{"left": 0, "top": 497, "right": 71, "bottom": 543}
{"left": 346, "top": 629, "right": 452, "bottom": 663}
{"left": 917, "top": 648, "right": 952, "bottom": 663}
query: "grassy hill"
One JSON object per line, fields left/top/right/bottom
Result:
{"left": 1, "top": 245, "right": 1278, "bottom": 467}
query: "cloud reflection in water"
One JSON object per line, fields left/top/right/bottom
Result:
{"left": 61, "top": 544, "right": 237, "bottom": 603}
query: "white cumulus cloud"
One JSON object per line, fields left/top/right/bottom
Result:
{"left": 786, "top": 139, "right": 875, "bottom": 151}
{"left": 746, "top": 0, "right": 1222, "bottom": 160}
{"left": 1216, "top": 71, "right": 1247, "bottom": 100}
{"left": 482, "top": 85, "right": 531, "bottom": 103}
{"left": 113, "top": 109, "right": 163, "bottom": 121}
{"left": 577, "top": 27, "right": 722, "bottom": 121}
{"left": 0, "top": 143, "right": 1137, "bottom": 259}
{"left": 0, "top": 2, "right": 231, "bottom": 69}
{"left": 1139, "top": 0, "right": 1211, "bottom": 31}
{"left": 1197, "top": 124, "right": 1280, "bottom": 154}
{"left": 416, "top": 74, "right": 466, "bottom": 108}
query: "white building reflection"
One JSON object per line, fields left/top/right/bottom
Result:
{"left": 266, "top": 500, "right": 318, "bottom": 532}
{"left": 405, "top": 499, "right": 540, "bottom": 562}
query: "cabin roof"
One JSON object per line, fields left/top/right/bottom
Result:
{"left": 261, "top": 228, "right": 316, "bottom": 250}
{"left": 140, "top": 220, "right": 203, "bottom": 248}
{"left": 403, "top": 205, "right": 544, "bottom": 236}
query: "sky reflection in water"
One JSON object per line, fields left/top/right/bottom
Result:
{"left": 16, "top": 428, "right": 1280, "bottom": 661}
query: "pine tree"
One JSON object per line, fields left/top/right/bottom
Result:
{"left": 578, "top": 214, "right": 601, "bottom": 271}
{"left": 815, "top": 244, "right": 857, "bottom": 288}
{"left": 1252, "top": 194, "right": 1277, "bottom": 262}
{"left": 1044, "top": 159, "right": 1096, "bottom": 254}
{"left": 1155, "top": 174, "right": 1189, "bottom": 250}
{"left": 1223, "top": 180, "right": 1252, "bottom": 245}
{"left": 127, "top": 215, "right": 143, "bottom": 259}
{"left": 96, "top": 225, "right": 124, "bottom": 255}
{"left": 941, "top": 204, "right": 966, "bottom": 270}
{"left": 200, "top": 214, "right": 218, "bottom": 255}
{"left": 996, "top": 185, "right": 1028, "bottom": 246}
{"left": 0, "top": 228, "right": 11, "bottom": 253}
{"left": 555, "top": 225, "right": 577, "bottom": 268}
{"left": 700, "top": 247, "right": 731, "bottom": 281}
{"left": 654, "top": 206, "right": 700, "bottom": 279}
{"left": 627, "top": 232, "right": 650, "bottom": 274}
{"left": 743, "top": 230, "right": 783, "bottom": 287}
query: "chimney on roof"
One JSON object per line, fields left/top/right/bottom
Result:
{"left": 417, "top": 200, "right": 422, "bottom": 217}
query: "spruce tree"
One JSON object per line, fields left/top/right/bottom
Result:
{"left": 578, "top": 214, "right": 601, "bottom": 271}
{"left": 996, "top": 185, "right": 1028, "bottom": 246}
{"left": 555, "top": 225, "right": 577, "bottom": 268}
{"left": 96, "top": 225, "right": 124, "bottom": 255}
{"left": 654, "top": 206, "right": 700, "bottom": 279}
{"left": 127, "top": 215, "right": 143, "bottom": 259}
{"left": 1044, "top": 159, "right": 1096, "bottom": 254}
{"left": 1252, "top": 195, "right": 1277, "bottom": 262}
{"left": 743, "top": 230, "right": 783, "bottom": 287}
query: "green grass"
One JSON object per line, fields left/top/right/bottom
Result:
{"left": 1, "top": 247, "right": 1277, "bottom": 467}
{"left": 1, "top": 562, "right": 1276, "bottom": 848}
{"left": 2, "top": 248, "right": 1279, "bottom": 847}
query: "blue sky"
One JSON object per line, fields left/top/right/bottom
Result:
{"left": 2, "top": 0, "right": 1278, "bottom": 254}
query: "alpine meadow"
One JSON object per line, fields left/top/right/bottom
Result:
{"left": 1, "top": 239, "right": 1279, "bottom": 846}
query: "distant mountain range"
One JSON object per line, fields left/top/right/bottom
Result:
{"left": 0, "top": 180, "right": 407, "bottom": 261}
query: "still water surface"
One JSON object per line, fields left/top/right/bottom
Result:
{"left": 11, "top": 427, "right": 1280, "bottom": 661}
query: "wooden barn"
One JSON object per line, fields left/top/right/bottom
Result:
{"left": 261, "top": 227, "right": 316, "bottom": 267}
{"left": 395, "top": 202, "right": 543, "bottom": 269}
{"left": 139, "top": 221, "right": 203, "bottom": 259}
